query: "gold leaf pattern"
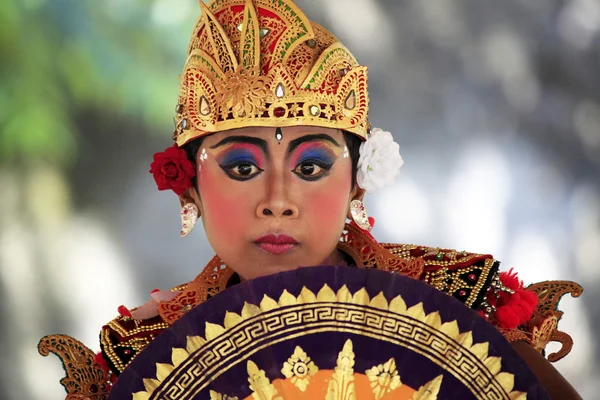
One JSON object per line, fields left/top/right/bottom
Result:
{"left": 326, "top": 339, "right": 356, "bottom": 400}
{"left": 365, "top": 357, "right": 402, "bottom": 400}
{"left": 214, "top": 67, "right": 268, "bottom": 118}
{"left": 247, "top": 360, "right": 283, "bottom": 400}
{"left": 413, "top": 374, "right": 443, "bottom": 400}
{"left": 281, "top": 346, "right": 319, "bottom": 391}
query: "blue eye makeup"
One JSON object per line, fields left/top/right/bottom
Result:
{"left": 296, "top": 148, "right": 336, "bottom": 165}
{"left": 215, "top": 144, "right": 265, "bottom": 181}
{"left": 219, "top": 149, "right": 258, "bottom": 166}
{"left": 291, "top": 143, "right": 337, "bottom": 181}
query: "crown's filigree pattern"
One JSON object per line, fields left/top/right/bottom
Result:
{"left": 174, "top": 0, "right": 369, "bottom": 146}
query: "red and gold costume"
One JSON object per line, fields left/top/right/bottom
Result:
{"left": 39, "top": 224, "right": 582, "bottom": 399}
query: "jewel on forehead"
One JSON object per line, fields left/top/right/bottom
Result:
{"left": 275, "top": 128, "right": 283, "bottom": 143}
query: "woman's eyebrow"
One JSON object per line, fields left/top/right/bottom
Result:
{"left": 287, "top": 134, "right": 340, "bottom": 154}
{"left": 209, "top": 136, "right": 268, "bottom": 153}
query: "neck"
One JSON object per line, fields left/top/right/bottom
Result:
{"left": 322, "top": 248, "right": 349, "bottom": 266}
{"left": 230, "top": 248, "right": 350, "bottom": 285}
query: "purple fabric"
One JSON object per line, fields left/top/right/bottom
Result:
{"left": 109, "top": 265, "right": 549, "bottom": 400}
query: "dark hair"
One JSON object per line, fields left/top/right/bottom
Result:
{"left": 183, "top": 130, "right": 362, "bottom": 190}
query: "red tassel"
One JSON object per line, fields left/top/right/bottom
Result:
{"left": 94, "top": 351, "right": 109, "bottom": 371}
{"left": 492, "top": 269, "right": 538, "bottom": 329}
{"left": 368, "top": 217, "right": 375, "bottom": 229}
{"left": 94, "top": 351, "right": 118, "bottom": 386}
{"left": 118, "top": 305, "right": 132, "bottom": 318}
{"left": 499, "top": 268, "right": 521, "bottom": 291}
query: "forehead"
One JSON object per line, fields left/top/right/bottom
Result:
{"left": 202, "top": 126, "right": 343, "bottom": 145}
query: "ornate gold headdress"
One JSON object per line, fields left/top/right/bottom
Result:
{"left": 173, "top": 0, "right": 369, "bottom": 146}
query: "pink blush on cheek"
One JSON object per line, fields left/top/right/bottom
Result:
{"left": 197, "top": 162, "right": 253, "bottom": 239}
{"left": 307, "top": 174, "right": 352, "bottom": 229}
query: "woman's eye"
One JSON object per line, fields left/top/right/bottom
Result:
{"left": 227, "top": 163, "right": 262, "bottom": 179}
{"left": 293, "top": 161, "right": 330, "bottom": 180}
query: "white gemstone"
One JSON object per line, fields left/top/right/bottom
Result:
{"left": 345, "top": 90, "right": 356, "bottom": 110}
{"left": 200, "top": 96, "right": 211, "bottom": 115}
{"left": 275, "top": 83, "right": 285, "bottom": 98}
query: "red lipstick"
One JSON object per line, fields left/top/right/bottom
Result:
{"left": 255, "top": 234, "right": 298, "bottom": 255}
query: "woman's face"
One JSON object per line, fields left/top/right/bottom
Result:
{"left": 186, "top": 126, "right": 361, "bottom": 280}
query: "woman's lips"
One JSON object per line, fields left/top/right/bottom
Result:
{"left": 255, "top": 234, "right": 298, "bottom": 255}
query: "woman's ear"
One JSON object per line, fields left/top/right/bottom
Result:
{"left": 178, "top": 187, "right": 202, "bottom": 214}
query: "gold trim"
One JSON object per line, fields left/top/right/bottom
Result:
{"left": 174, "top": 0, "right": 369, "bottom": 145}
{"left": 134, "top": 285, "right": 524, "bottom": 400}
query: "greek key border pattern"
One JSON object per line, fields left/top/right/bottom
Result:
{"left": 150, "top": 303, "right": 511, "bottom": 400}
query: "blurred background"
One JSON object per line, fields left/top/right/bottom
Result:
{"left": 0, "top": 0, "right": 598, "bottom": 398}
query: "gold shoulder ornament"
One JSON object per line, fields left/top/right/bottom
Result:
{"left": 525, "top": 280, "right": 584, "bottom": 361}
{"left": 38, "top": 334, "right": 113, "bottom": 399}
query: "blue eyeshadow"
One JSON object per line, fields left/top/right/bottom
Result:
{"left": 297, "top": 148, "right": 335, "bottom": 164}
{"left": 219, "top": 149, "right": 257, "bottom": 165}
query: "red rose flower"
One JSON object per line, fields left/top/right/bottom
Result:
{"left": 149, "top": 144, "right": 196, "bottom": 195}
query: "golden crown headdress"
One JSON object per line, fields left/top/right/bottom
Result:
{"left": 173, "top": 0, "right": 369, "bottom": 146}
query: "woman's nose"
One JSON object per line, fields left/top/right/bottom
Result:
{"left": 256, "top": 174, "right": 299, "bottom": 219}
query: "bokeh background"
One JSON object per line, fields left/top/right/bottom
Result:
{"left": 1, "top": 0, "right": 599, "bottom": 398}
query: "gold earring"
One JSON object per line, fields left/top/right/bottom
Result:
{"left": 180, "top": 203, "right": 199, "bottom": 237}
{"left": 350, "top": 200, "right": 371, "bottom": 231}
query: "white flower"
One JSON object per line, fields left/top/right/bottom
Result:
{"left": 357, "top": 128, "right": 404, "bottom": 193}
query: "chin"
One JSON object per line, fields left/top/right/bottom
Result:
{"left": 240, "top": 261, "right": 304, "bottom": 281}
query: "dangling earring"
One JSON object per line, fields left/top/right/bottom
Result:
{"left": 180, "top": 203, "right": 199, "bottom": 237}
{"left": 350, "top": 200, "right": 372, "bottom": 231}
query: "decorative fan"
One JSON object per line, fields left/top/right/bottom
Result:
{"left": 108, "top": 266, "right": 549, "bottom": 400}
